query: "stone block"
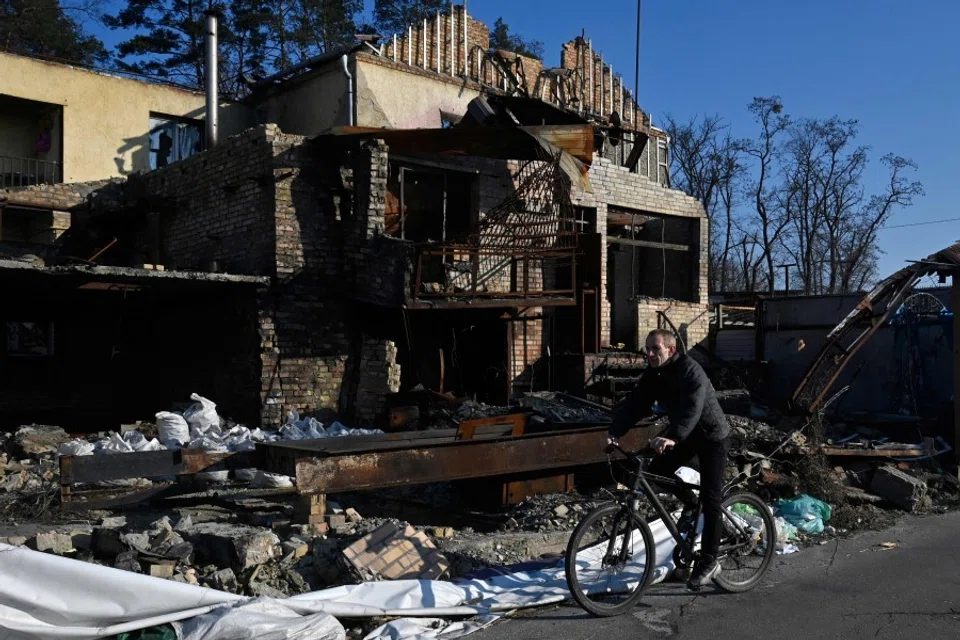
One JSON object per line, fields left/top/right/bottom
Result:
{"left": 870, "top": 465, "right": 927, "bottom": 512}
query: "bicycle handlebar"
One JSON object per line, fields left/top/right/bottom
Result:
{"left": 605, "top": 440, "right": 656, "bottom": 462}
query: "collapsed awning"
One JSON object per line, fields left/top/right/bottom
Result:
{"left": 317, "top": 124, "right": 594, "bottom": 194}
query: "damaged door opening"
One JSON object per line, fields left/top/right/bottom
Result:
{"left": 389, "top": 164, "right": 475, "bottom": 243}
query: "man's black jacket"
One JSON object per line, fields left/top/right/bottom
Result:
{"left": 608, "top": 353, "right": 730, "bottom": 442}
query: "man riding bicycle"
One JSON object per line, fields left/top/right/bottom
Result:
{"left": 606, "top": 329, "right": 731, "bottom": 590}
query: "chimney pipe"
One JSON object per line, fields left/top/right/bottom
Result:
{"left": 204, "top": 9, "right": 221, "bottom": 149}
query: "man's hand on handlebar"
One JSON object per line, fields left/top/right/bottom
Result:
{"left": 604, "top": 437, "right": 619, "bottom": 454}
{"left": 650, "top": 437, "right": 676, "bottom": 455}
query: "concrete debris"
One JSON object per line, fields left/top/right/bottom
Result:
{"left": 113, "top": 550, "right": 143, "bottom": 573}
{"left": 143, "top": 558, "right": 176, "bottom": 579}
{"left": 32, "top": 531, "right": 74, "bottom": 555}
{"left": 282, "top": 539, "right": 309, "bottom": 559}
{"left": 345, "top": 507, "right": 362, "bottom": 523}
{"left": 99, "top": 516, "right": 127, "bottom": 529}
{"left": 870, "top": 465, "right": 928, "bottom": 512}
{"left": 13, "top": 425, "right": 71, "bottom": 456}
{"left": 209, "top": 567, "right": 239, "bottom": 592}
{"left": 342, "top": 521, "right": 450, "bottom": 581}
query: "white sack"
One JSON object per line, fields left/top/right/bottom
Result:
{"left": 124, "top": 430, "right": 165, "bottom": 452}
{"left": 250, "top": 471, "right": 295, "bottom": 489}
{"left": 58, "top": 440, "right": 94, "bottom": 457}
{"left": 156, "top": 411, "right": 190, "bottom": 448}
{"left": 184, "top": 393, "right": 221, "bottom": 437}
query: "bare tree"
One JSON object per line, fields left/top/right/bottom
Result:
{"left": 742, "top": 96, "right": 791, "bottom": 295}
{"left": 664, "top": 115, "right": 745, "bottom": 293}
{"left": 665, "top": 96, "right": 922, "bottom": 296}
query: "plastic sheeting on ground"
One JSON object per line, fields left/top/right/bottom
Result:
{"left": 0, "top": 519, "right": 678, "bottom": 640}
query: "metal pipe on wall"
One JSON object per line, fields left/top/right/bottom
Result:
{"left": 341, "top": 55, "right": 354, "bottom": 126}
{"left": 463, "top": 1, "right": 468, "bottom": 78}
{"left": 203, "top": 9, "right": 220, "bottom": 148}
{"left": 436, "top": 13, "right": 441, "bottom": 72}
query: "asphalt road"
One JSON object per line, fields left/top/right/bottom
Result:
{"left": 476, "top": 511, "right": 960, "bottom": 640}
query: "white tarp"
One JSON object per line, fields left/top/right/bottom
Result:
{"left": 0, "top": 518, "right": 678, "bottom": 640}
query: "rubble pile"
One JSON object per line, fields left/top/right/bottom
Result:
{"left": 499, "top": 493, "right": 602, "bottom": 534}
{"left": 1, "top": 425, "right": 65, "bottom": 522}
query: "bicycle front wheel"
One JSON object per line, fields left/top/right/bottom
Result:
{"left": 714, "top": 491, "right": 776, "bottom": 593}
{"left": 564, "top": 502, "right": 656, "bottom": 617}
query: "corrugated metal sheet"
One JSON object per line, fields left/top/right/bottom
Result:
{"left": 715, "top": 329, "right": 756, "bottom": 361}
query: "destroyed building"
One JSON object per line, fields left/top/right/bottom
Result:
{"left": 1, "top": 5, "right": 709, "bottom": 431}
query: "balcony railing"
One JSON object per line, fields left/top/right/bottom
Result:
{"left": 0, "top": 156, "right": 62, "bottom": 189}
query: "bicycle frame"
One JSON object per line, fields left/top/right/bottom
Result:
{"left": 612, "top": 444, "right": 755, "bottom": 559}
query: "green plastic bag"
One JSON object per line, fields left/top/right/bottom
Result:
{"left": 731, "top": 503, "right": 760, "bottom": 516}
{"left": 115, "top": 625, "right": 177, "bottom": 640}
{"left": 774, "top": 494, "right": 832, "bottom": 535}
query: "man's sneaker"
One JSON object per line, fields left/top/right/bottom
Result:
{"left": 687, "top": 556, "right": 721, "bottom": 590}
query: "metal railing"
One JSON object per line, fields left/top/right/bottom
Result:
{"left": 0, "top": 155, "right": 62, "bottom": 188}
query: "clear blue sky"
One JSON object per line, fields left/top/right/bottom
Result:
{"left": 87, "top": 0, "right": 960, "bottom": 280}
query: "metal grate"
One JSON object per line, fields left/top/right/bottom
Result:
{"left": 0, "top": 155, "right": 62, "bottom": 188}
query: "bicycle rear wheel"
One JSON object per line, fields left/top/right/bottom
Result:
{"left": 714, "top": 492, "right": 776, "bottom": 593}
{"left": 564, "top": 502, "right": 656, "bottom": 617}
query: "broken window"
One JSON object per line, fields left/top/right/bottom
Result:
{"left": 149, "top": 114, "right": 203, "bottom": 170}
{"left": 607, "top": 209, "right": 698, "bottom": 304}
{"left": 656, "top": 138, "right": 670, "bottom": 186}
{"left": 385, "top": 162, "right": 476, "bottom": 242}
{"left": 4, "top": 322, "right": 54, "bottom": 357}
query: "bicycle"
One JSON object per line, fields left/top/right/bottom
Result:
{"left": 564, "top": 441, "right": 777, "bottom": 617}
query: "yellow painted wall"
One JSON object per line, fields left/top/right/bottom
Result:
{"left": 355, "top": 59, "right": 480, "bottom": 129}
{"left": 255, "top": 65, "right": 348, "bottom": 137}
{"left": 0, "top": 52, "right": 254, "bottom": 183}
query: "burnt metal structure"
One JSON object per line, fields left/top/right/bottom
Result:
{"left": 59, "top": 414, "right": 657, "bottom": 507}
{"left": 413, "top": 148, "right": 579, "bottom": 306}
{"left": 260, "top": 422, "right": 655, "bottom": 495}
{"left": 789, "top": 242, "right": 960, "bottom": 416}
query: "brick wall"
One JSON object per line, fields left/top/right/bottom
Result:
{"left": 353, "top": 338, "right": 401, "bottom": 423}
{"left": 382, "top": 5, "right": 488, "bottom": 78}
{"left": 2, "top": 179, "right": 118, "bottom": 211}
{"left": 636, "top": 299, "right": 711, "bottom": 357}
{"left": 558, "top": 38, "right": 647, "bottom": 130}
{"left": 124, "top": 125, "right": 279, "bottom": 276}
{"left": 574, "top": 154, "right": 710, "bottom": 350}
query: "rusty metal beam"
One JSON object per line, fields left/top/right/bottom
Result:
{"left": 60, "top": 449, "right": 258, "bottom": 485}
{"left": 606, "top": 212, "right": 653, "bottom": 227}
{"left": 273, "top": 425, "right": 658, "bottom": 494}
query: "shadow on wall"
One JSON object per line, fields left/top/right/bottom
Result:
{"left": 258, "top": 135, "right": 355, "bottom": 426}
{"left": 114, "top": 134, "right": 150, "bottom": 175}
